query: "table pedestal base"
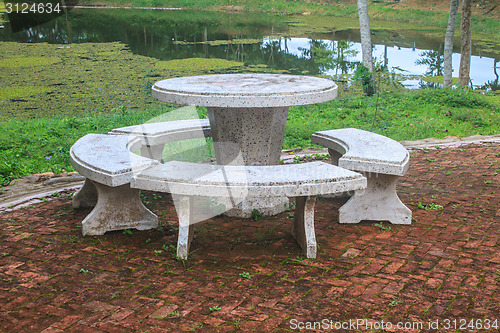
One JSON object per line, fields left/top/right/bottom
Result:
{"left": 207, "top": 106, "right": 289, "bottom": 217}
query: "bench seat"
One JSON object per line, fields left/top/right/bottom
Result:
{"left": 131, "top": 161, "right": 367, "bottom": 259}
{"left": 110, "top": 118, "right": 211, "bottom": 161}
{"left": 70, "top": 134, "right": 160, "bottom": 235}
{"left": 311, "top": 128, "right": 411, "bottom": 224}
{"left": 71, "top": 119, "right": 212, "bottom": 235}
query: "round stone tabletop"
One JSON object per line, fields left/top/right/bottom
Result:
{"left": 152, "top": 74, "right": 338, "bottom": 108}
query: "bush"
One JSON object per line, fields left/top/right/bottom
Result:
{"left": 353, "top": 63, "right": 376, "bottom": 96}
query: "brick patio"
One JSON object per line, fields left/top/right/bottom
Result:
{"left": 0, "top": 143, "right": 499, "bottom": 332}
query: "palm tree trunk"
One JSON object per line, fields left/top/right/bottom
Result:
{"left": 357, "top": 0, "right": 373, "bottom": 72}
{"left": 443, "top": 0, "right": 459, "bottom": 87}
{"left": 459, "top": 0, "right": 472, "bottom": 87}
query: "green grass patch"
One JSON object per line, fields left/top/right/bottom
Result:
{"left": 0, "top": 107, "right": 169, "bottom": 185}
{"left": 1, "top": 30, "right": 498, "bottom": 186}
{"left": 284, "top": 88, "right": 499, "bottom": 149}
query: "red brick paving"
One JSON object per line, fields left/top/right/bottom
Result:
{"left": 0, "top": 143, "right": 499, "bottom": 332}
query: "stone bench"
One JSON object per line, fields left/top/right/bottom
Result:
{"left": 110, "top": 118, "right": 211, "bottom": 161}
{"left": 311, "top": 128, "right": 412, "bottom": 224}
{"left": 70, "top": 119, "right": 211, "bottom": 235}
{"left": 131, "top": 161, "right": 367, "bottom": 260}
{"left": 70, "top": 134, "right": 160, "bottom": 235}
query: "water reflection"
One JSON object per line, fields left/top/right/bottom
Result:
{"left": 1, "top": 8, "right": 498, "bottom": 90}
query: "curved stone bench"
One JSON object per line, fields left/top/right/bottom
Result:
{"left": 70, "top": 119, "right": 212, "bottom": 235}
{"left": 70, "top": 134, "right": 160, "bottom": 235}
{"left": 131, "top": 161, "right": 367, "bottom": 259}
{"left": 311, "top": 128, "right": 411, "bottom": 224}
{"left": 110, "top": 118, "right": 211, "bottom": 161}
{"left": 72, "top": 119, "right": 211, "bottom": 209}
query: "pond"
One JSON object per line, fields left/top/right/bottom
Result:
{"left": 1, "top": 7, "right": 499, "bottom": 90}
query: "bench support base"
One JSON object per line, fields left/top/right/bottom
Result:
{"left": 292, "top": 196, "right": 317, "bottom": 259}
{"left": 176, "top": 196, "right": 195, "bottom": 260}
{"left": 82, "top": 182, "right": 158, "bottom": 236}
{"left": 339, "top": 173, "right": 411, "bottom": 224}
{"left": 174, "top": 195, "right": 318, "bottom": 260}
{"left": 72, "top": 179, "right": 98, "bottom": 209}
{"left": 140, "top": 145, "right": 164, "bottom": 161}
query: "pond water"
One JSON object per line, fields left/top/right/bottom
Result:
{"left": 1, "top": 7, "right": 499, "bottom": 90}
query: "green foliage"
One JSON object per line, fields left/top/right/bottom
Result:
{"left": 353, "top": 63, "right": 376, "bottom": 96}
{"left": 74, "top": 0, "right": 499, "bottom": 38}
{"left": 417, "top": 202, "right": 444, "bottom": 211}
{"left": 0, "top": 41, "right": 165, "bottom": 121}
{"left": 0, "top": 86, "right": 52, "bottom": 100}
{"left": 251, "top": 209, "right": 263, "bottom": 221}
{"left": 284, "top": 88, "right": 499, "bottom": 149}
{"left": 374, "top": 222, "right": 392, "bottom": 231}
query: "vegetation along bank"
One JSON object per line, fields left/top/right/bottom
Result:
{"left": 0, "top": 0, "right": 498, "bottom": 186}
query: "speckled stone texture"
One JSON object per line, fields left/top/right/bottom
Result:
{"left": 207, "top": 106, "right": 289, "bottom": 217}
{"left": 312, "top": 128, "right": 409, "bottom": 176}
{"left": 70, "top": 134, "right": 159, "bottom": 188}
{"left": 152, "top": 74, "right": 337, "bottom": 108}
{"left": 81, "top": 182, "right": 157, "bottom": 236}
{"left": 132, "top": 161, "right": 366, "bottom": 197}
{"left": 131, "top": 161, "right": 367, "bottom": 259}
{"left": 311, "top": 128, "right": 412, "bottom": 224}
{"left": 72, "top": 179, "right": 97, "bottom": 209}
{"left": 110, "top": 119, "right": 211, "bottom": 147}
{"left": 339, "top": 173, "right": 412, "bottom": 224}
{"left": 70, "top": 134, "right": 160, "bottom": 234}
{"left": 152, "top": 74, "right": 338, "bottom": 217}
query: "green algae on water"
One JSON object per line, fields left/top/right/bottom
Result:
{"left": 0, "top": 86, "right": 53, "bottom": 100}
{"left": 0, "top": 56, "right": 60, "bottom": 68}
{"left": 155, "top": 58, "right": 244, "bottom": 71}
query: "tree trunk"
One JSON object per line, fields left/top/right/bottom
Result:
{"left": 459, "top": 0, "right": 472, "bottom": 87}
{"left": 357, "top": 0, "right": 373, "bottom": 72}
{"left": 443, "top": 0, "right": 459, "bottom": 87}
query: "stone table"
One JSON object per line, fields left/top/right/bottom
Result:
{"left": 152, "top": 73, "right": 337, "bottom": 217}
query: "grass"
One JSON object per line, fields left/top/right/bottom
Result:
{"left": 284, "top": 88, "right": 499, "bottom": 148}
{"left": 0, "top": 86, "right": 498, "bottom": 186}
{"left": 0, "top": 107, "right": 167, "bottom": 185}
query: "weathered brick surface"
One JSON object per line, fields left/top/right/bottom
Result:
{"left": 0, "top": 143, "right": 499, "bottom": 332}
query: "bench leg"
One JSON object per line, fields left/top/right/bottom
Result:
{"left": 82, "top": 182, "right": 158, "bottom": 236}
{"left": 328, "top": 148, "right": 343, "bottom": 166}
{"left": 339, "top": 173, "right": 412, "bottom": 224}
{"left": 72, "top": 178, "right": 98, "bottom": 209}
{"left": 292, "top": 196, "right": 317, "bottom": 259}
{"left": 140, "top": 145, "right": 164, "bottom": 161}
{"left": 175, "top": 196, "right": 195, "bottom": 260}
